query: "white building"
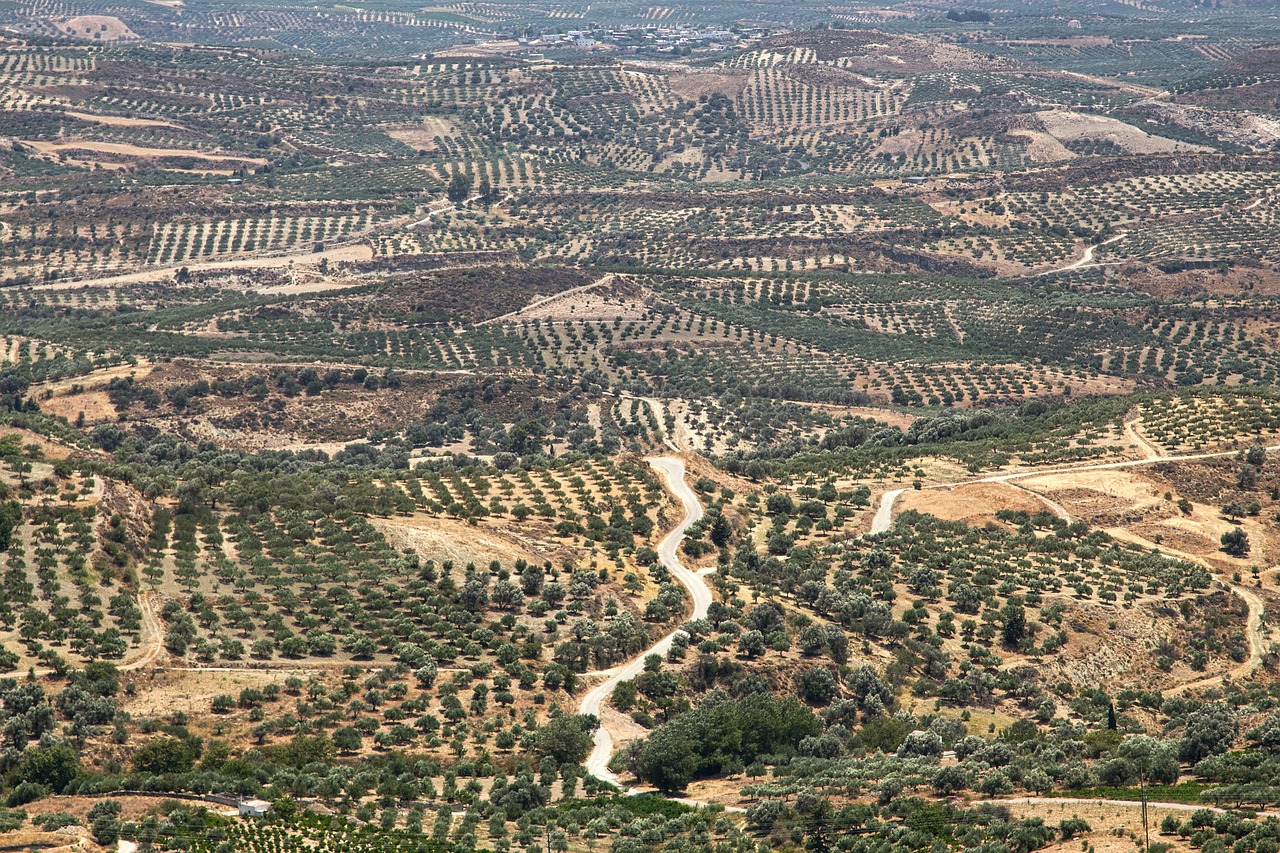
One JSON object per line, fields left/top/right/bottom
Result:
{"left": 238, "top": 799, "right": 272, "bottom": 818}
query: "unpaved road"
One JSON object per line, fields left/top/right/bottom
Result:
{"left": 870, "top": 488, "right": 905, "bottom": 534}
{"left": 581, "top": 456, "right": 708, "bottom": 786}
{"left": 1004, "top": 481, "right": 1073, "bottom": 524}
{"left": 119, "top": 592, "right": 165, "bottom": 672}
{"left": 476, "top": 273, "right": 613, "bottom": 327}
{"left": 618, "top": 394, "right": 680, "bottom": 452}
{"left": 26, "top": 243, "right": 374, "bottom": 291}
{"left": 1102, "top": 528, "right": 1268, "bottom": 696}
{"left": 1123, "top": 417, "right": 1162, "bottom": 460}
{"left": 985, "top": 796, "right": 1274, "bottom": 816}
{"left": 32, "top": 591, "right": 163, "bottom": 676}
{"left": 1036, "top": 231, "right": 1127, "bottom": 276}
{"left": 974, "top": 443, "right": 1279, "bottom": 486}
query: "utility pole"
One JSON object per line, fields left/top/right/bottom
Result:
{"left": 1141, "top": 770, "right": 1149, "bottom": 851}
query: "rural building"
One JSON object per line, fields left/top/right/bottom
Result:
{"left": 238, "top": 799, "right": 272, "bottom": 817}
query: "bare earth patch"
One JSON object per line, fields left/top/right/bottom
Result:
{"left": 63, "top": 111, "right": 184, "bottom": 130}
{"left": 125, "top": 668, "right": 301, "bottom": 717}
{"left": 373, "top": 512, "right": 554, "bottom": 568}
{"left": 1008, "top": 129, "right": 1076, "bottom": 163}
{"left": 386, "top": 117, "right": 455, "bottom": 152}
{"left": 667, "top": 69, "right": 750, "bottom": 100}
{"left": 1036, "top": 109, "right": 1210, "bottom": 154}
{"left": 897, "top": 482, "right": 1044, "bottom": 524}
{"left": 52, "top": 15, "right": 138, "bottom": 40}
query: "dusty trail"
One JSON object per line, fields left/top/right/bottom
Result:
{"left": 119, "top": 592, "right": 165, "bottom": 672}
{"left": 31, "top": 592, "right": 164, "bottom": 677}
{"left": 1035, "top": 231, "right": 1127, "bottom": 276}
{"left": 476, "top": 273, "right": 613, "bottom": 326}
{"left": 25, "top": 243, "right": 376, "bottom": 291}
{"left": 1004, "top": 481, "right": 1073, "bottom": 524}
{"left": 580, "top": 457, "right": 709, "bottom": 787}
{"left": 1123, "top": 417, "right": 1162, "bottom": 460}
{"left": 618, "top": 394, "right": 680, "bottom": 452}
{"left": 973, "top": 442, "right": 1277, "bottom": 488}
{"left": 406, "top": 192, "right": 500, "bottom": 229}
{"left": 985, "top": 796, "right": 1277, "bottom": 816}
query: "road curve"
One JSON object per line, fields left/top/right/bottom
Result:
{"left": 870, "top": 488, "right": 905, "bottom": 535}
{"left": 581, "top": 456, "right": 709, "bottom": 786}
{"left": 1101, "top": 528, "right": 1269, "bottom": 696}
{"left": 32, "top": 592, "right": 164, "bottom": 677}
{"left": 1035, "top": 231, "right": 1127, "bottom": 276}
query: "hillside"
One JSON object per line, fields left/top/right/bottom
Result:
{"left": 4, "top": 3, "right": 1280, "bottom": 853}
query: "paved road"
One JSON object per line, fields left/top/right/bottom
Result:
{"left": 581, "top": 456, "right": 708, "bottom": 785}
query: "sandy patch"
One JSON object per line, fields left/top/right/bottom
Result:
{"left": 505, "top": 288, "right": 647, "bottom": 323}
{"left": 29, "top": 243, "right": 373, "bottom": 291}
{"left": 874, "top": 128, "right": 923, "bottom": 157}
{"left": 1000, "top": 799, "right": 1217, "bottom": 852}
{"left": 63, "top": 111, "right": 184, "bottom": 130}
{"left": 37, "top": 362, "right": 150, "bottom": 425}
{"left": 897, "top": 482, "right": 1043, "bottom": 524}
{"left": 372, "top": 513, "right": 551, "bottom": 568}
{"left": 0, "top": 828, "right": 102, "bottom": 851}
{"left": 805, "top": 402, "right": 918, "bottom": 430}
{"left": 25, "top": 795, "right": 207, "bottom": 825}
{"left": 1036, "top": 109, "right": 1210, "bottom": 154}
{"left": 1008, "top": 129, "right": 1075, "bottom": 163}
{"left": 667, "top": 70, "right": 750, "bottom": 100}
{"left": 53, "top": 15, "right": 137, "bottom": 40}
{"left": 596, "top": 702, "right": 648, "bottom": 756}
{"left": 22, "top": 139, "right": 267, "bottom": 166}
{"left": 386, "top": 117, "right": 455, "bottom": 152}
{"left": 0, "top": 425, "right": 84, "bottom": 461}
{"left": 1019, "top": 468, "right": 1165, "bottom": 508}
{"left": 255, "top": 276, "right": 368, "bottom": 296}
{"left": 41, "top": 389, "right": 116, "bottom": 426}
{"left": 126, "top": 668, "right": 303, "bottom": 717}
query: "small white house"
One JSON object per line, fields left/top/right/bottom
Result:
{"left": 238, "top": 799, "right": 272, "bottom": 818}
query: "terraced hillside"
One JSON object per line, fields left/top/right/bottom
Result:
{"left": 6, "top": 4, "right": 1280, "bottom": 853}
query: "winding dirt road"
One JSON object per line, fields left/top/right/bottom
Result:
{"left": 580, "top": 456, "right": 709, "bottom": 786}
{"left": 1101, "top": 528, "right": 1268, "bottom": 696}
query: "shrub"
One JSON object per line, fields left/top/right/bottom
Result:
{"left": 627, "top": 694, "right": 820, "bottom": 791}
